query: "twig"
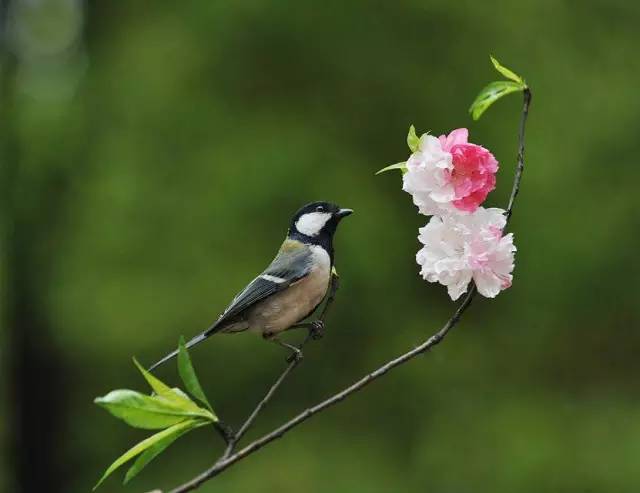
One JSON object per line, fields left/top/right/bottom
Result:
{"left": 167, "top": 88, "right": 532, "bottom": 493}
{"left": 220, "top": 338, "right": 307, "bottom": 459}
{"left": 211, "top": 420, "right": 234, "bottom": 445}
{"left": 505, "top": 87, "right": 531, "bottom": 225}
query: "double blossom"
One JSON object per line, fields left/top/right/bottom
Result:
{"left": 402, "top": 128, "right": 515, "bottom": 299}
{"left": 416, "top": 208, "right": 516, "bottom": 300}
{"left": 402, "top": 128, "right": 498, "bottom": 215}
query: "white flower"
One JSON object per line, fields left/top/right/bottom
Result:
{"left": 402, "top": 134, "right": 456, "bottom": 215}
{"left": 416, "top": 207, "right": 516, "bottom": 300}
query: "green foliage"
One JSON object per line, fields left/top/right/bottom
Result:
{"left": 376, "top": 125, "right": 421, "bottom": 174}
{"left": 94, "top": 342, "right": 216, "bottom": 488}
{"left": 123, "top": 420, "right": 208, "bottom": 484}
{"left": 406, "top": 124, "right": 420, "bottom": 152}
{"left": 94, "top": 389, "right": 209, "bottom": 429}
{"left": 375, "top": 161, "right": 407, "bottom": 175}
{"left": 469, "top": 80, "right": 523, "bottom": 120}
{"left": 490, "top": 55, "right": 524, "bottom": 84}
{"left": 133, "top": 358, "right": 209, "bottom": 414}
{"left": 178, "top": 337, "right": 215, "bottom": 414}
{"left": 469, "top": 56, "right": 527, "bottom": 120}
{"left": 94, "top": 420, "right": 203, "bottom": 489}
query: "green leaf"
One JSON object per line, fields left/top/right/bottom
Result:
{"left": 469, "top": 81, "right": 522, "bottom": 121}
{"left": 94, "top": 389, "right": 212, "bottom": 429}
{"left": 375, "top": 162, "right": 407, "bottom": 175}
{"left": 178, "top": 337, "right": 216, "bottom": 419}
{"left": 133, "top": 358, "right": 201, "bottom": 412}
{"left": 490, "top": 55, "right": 524, "bottom": 85}
{"left": 94, "top": 419, "right": 199, "bottom": 489}
{"left": 123, "top": 420, "right": 209, "bottom": 484}
{"left": 406, "top": 125, "right": 419, "bottom": 152}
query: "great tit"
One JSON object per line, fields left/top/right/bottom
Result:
{"left": 148, "top": 201, "right": 353, "bottom": 371}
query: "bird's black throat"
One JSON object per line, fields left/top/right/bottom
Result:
{"left": 288, "top": 229, "right": 335, "bottom": 263}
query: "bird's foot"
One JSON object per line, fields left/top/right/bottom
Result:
{"left": 309, "top": 320, "right": 325, "bottom": 340}
{"left": 268, "top": 335, "right": 304, "bottom": 363}
{"left": 285, "top": 346, "right": 304, "bottom": 363}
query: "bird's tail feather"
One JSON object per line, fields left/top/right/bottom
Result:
{"left": 147, "top": 325, "right": 217, "bottom": 372}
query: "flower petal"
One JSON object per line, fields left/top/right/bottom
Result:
{"left": 415, "top": 208, "right": 516, "bottom": 300}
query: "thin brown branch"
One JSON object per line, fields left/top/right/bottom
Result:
{"left": 167, "top": 88, "right": 532, "bottom": 493}
{"left": 220, "top": 338, "right": 307, "bottom": 459}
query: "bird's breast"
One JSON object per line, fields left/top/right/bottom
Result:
{"left": 248, "top": 245, "right": 331, "bottom": 334}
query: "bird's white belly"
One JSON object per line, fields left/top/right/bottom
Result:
{"left": 247, "top": 246, "right": 331, "bottom": 335}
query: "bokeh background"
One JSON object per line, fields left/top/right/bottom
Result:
{"left": 1, "top": 1, "right": 639, "bottom": 492}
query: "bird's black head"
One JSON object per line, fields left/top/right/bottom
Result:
{"left": 288, "top": 201, "right": 353, "bottom": 251}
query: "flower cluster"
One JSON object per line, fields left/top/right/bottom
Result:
{"left": 401, "top": 128, "right": 515, "bottom": 300}
{"left": 416, "top": 208, "right": 516, "bottom": 300}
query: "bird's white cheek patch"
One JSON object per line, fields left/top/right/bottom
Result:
{"left": 295, "top": 212, "right": 332, "bottom": 236}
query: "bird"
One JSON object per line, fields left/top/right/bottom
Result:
{"left": 148, "top": 201, "right": 353, "bottom": 371}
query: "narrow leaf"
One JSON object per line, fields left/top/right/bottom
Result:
{"left": 469, "top": 81, "right": 522, "bottom": 120}
{"left": 490, "top": 55, "right": 524, "bottom": 85}
{"left": 133, "top": 358, "right": 201, "bottom": 412}
{"left": 123, "top": 420, "right": 209, "bottom": 484}
{"left": 375, "top": 162, "right": 407, "bottom": 175}
{"left": 94, "top": 389, "right": 211, "bottom": 429}
{"left": 406, "top": 125, "right": 419, "bottom": 152}
{"left": 94, "top": 419, "right": 197, "bottom": 489}
{"left": 178, "top": 337, "right": 216, "bottom": 419}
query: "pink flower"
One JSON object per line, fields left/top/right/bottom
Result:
{"left": 403, "top": 128, "right": 498, "bottom": 215}
{"left": 416, "top": 207, "right": 516, "bottom": 300}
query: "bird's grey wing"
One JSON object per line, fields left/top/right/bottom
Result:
{"left": 147, "top": 241, "right": 311, "bottom": 372}
{"left": 213, "top": 243, "right": 312, "bottom": 327}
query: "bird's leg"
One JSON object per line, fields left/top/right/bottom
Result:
{"left": 319, "top": 268, "right": 340, "bottom": 321}
{"left": 288, "top": 320, "right": 325, "bottom": 339}
{"left": 264, "top": 333, "right": 304, "bottom": 362}
{"left": 266, "top": 269, "right": 340, "bottom": 361}
{"left": 307, "top": 268, "right": 340, "bottom": 339}
{"left": 287, "top": 269, "right": 340, "bottom": 340}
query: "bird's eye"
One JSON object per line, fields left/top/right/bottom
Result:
{"left": 315, "top": 205, "right": 324, "bottom": 212}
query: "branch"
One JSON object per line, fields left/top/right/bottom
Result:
{"left": 167, "top": 89, "right": 532, "bottom": 493}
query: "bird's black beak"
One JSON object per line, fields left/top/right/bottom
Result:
{"left": 336, "top": 208, "right": 353, "bottom": 219}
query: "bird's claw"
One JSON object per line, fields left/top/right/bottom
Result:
{"left": 309, "top": 320, "right": 325, "bottom": 340}
{"left": 286, "top": 346, "right": 304, "bottom": 363}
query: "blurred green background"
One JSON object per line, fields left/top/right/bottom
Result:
{"left": 1, "top": 1, "right": 639, "bottom": 492}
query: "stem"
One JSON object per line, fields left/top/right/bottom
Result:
{"left": 505, "top": 87, "right": 531, "bottom": 225}
{"left": 168, "top": 88, "right": 532, "bottom": 493}
{"left": 212, "top": 420, "right": 234, "bottom": 445}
